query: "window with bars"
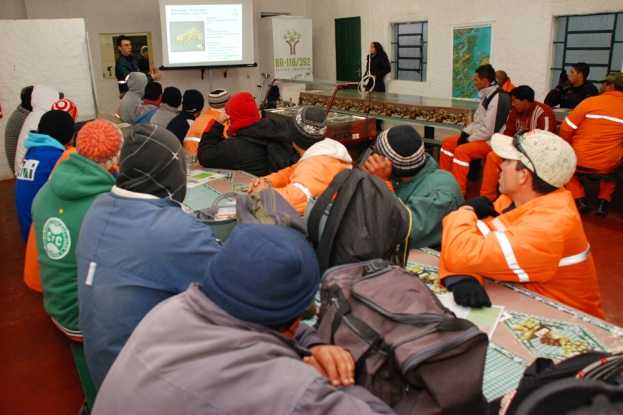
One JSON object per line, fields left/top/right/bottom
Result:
{"left": 551, "top": 13, "right": 623, "bottom": 90}
{"left": 391, "top": 22, "right": 428, "bottom": 82}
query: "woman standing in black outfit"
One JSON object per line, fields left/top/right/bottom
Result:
{"left": 365, "top": 42, "right": 391, "bottom": 93}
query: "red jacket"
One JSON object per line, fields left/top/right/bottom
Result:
{"left": 502, "top": 101, "right": 557, "bottom": 136}
{"left": 439, "top": 189, "right": 605, "bottom": 319}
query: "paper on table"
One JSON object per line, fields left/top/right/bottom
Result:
{"left": 438, "top": 293, "right": 504, "bottom": 339}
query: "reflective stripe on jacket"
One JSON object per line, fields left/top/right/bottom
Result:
{"left": 439, "top": 189, "right": 605, "bottom": 319}
{"left": 559, "top": 91, "right": 623, "bottom": 174}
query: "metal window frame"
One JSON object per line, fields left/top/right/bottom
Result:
{"left": 391, "top": 21, "right": 428, "bottom": 81}
{"left": 550, "top": 12, "right": 623, "bottom": 87}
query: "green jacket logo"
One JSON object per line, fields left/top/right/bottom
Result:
{"left": 283, "top": 30, "right": 301, "bottom": 55}
{"left": 43, "top": 217, "right": 71, "bottom": 260}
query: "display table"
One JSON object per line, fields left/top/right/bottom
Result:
{"left": 408, "top": 248, "right": 623, "bottom": 401}
{"left": 182, "top": 166, "right": 256, "bottom": 212}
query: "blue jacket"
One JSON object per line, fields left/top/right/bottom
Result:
{"left": 76, "top": 187, "right": 222, "bottom": 389}
{"left": 14, "top": 131, "right": 65, "bottom": 241}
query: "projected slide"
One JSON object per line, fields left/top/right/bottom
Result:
{"left": 165, "top": 4, "right": 242, "bottom": 64}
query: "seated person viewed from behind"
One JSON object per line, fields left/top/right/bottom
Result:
{"left": 119, "top": 72, "right": 147, "bottom": 125}
{"left": 131, "top": 81, "right": 162, "bottom": 124}
{"left": 544, "top": 62, "right": 598, "bottom": 109}
{"left": 5, "top": 86, "right": 33, "bottom": 175}
{"left": 362, "top": 125, "right": 464, "bottom": 248}
{"left": 75, "top": 123, "right": 221, "bottom": 389}
{"left": 92, "top": 224, "right": 395, "bottom": 415}
{"left": 560, "top": 72, "right": 623, "bottom": 217}
{"left": 246, "top": 106, "right": 352, "bottom": 214}
{"left": 183, "top": 88, "right": 231, "bottom": 155}
{"left": 496, "top": 70, "right": 515, "bottom": 93}
{"left": 15, "top": 110, "right": 74, "bottom": 242}
{"left": 31, "top": 120, "right": 123, "bottom": 408}
{"left": 166, "top": 89, "right": 204, "bottom": 143}
{"left": 150, "top": 86, "right": 181, "bottom": 128}
{"left": 439, "top": 130, "right": 605, "bottom": 320}
{"left": 197, "top": 91, "right": 299, "bottom": 177}
{"left": 480, "top": 85, "right": 557, "bottom": 201}
{"left": 439, "top": 64, "right": 512, "bottom": 196}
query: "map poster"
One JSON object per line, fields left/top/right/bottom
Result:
{"left": 452, "top": 23, "right": 493, "bottom": 99}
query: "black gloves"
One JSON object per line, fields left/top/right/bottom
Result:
{"left": 558, "top": 69, "right": 568, "bottom": 84}
{"left": 457, "top": 131, "right": 470, "bottom": 146}
{"left": 464, "top": 196, "right": 500, "bottom": 219}
{"left": 450, "top": 277, "right": 491, "bottom": 308}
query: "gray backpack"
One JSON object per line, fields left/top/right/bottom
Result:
{"left": 317, "top": 259, "right": 488, "bottom": 415}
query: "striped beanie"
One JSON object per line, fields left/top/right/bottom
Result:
{"left": 375, "top": 125, "right": 426, "bottom": 177}
{"left": 208, "top": 89, "right": 230, "bottom": 106}
{"left": 76, "top": 120, "right": 124, "bottom": 174}
{"left": 51, "top": 99, "right": 78, "bottom": 121}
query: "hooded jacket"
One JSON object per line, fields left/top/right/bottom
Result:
{"left": 183, "top": 108, "right": 230, "bottom": 154}
{"left": 263, "top": 138, "right": 352, "bottom": 214}
{"left": 391, "top": 153, "right": 464, "bottom": 248}
{"left": 150, "top": 103, "right": 180, "bottom": 128}
{"left": 197, "top": 118, "right": 296, "bottom": 177}
{"left": 5, "top": 104, "right": 31, "bottom": 174}
{"left": 76, "top": 186, "right": 222, "bottom": 389}
{"left": 92, "top": 284, "right": 396, "bottom": 415}
{"left": 14, "top": 85, "right": 59, "bottom": 174}
{"left": 32, "top": 153, "right": 115, "bottom": 339}
{"left": 119, "top": 73, "right": 147, "bottom": 125}
{"left": 15, "top": 131, "right": 66, "bottom": 241}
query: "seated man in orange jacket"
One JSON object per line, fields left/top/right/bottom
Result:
{"left": 560, "top": 72, "right": 623, "bottom": 216}
{"left": 246, "top": 106, "right": 352, "bottom": 214}
{"left": 439, "top": 129, "right": 605, "bottom": 319}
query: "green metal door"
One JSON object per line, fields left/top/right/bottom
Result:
{"left": 335, "top": 17, "right": 361, "bottom": 82}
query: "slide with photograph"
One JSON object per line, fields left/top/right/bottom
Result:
{"left": 165, "top": 4, "right": 242, "bottom": 64}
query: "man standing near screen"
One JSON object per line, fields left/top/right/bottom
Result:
{"left": 116, "top": 35, "right": 162, "bottom": 99}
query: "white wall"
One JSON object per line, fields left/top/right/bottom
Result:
{"left": 0, "top": 18, "right": 95, "bottom": 180}
{"left": 22, "top": 0, "right": 308, "bottom": 115}
{"left": 308, "top": 0, "right": 623, "bottom": 101}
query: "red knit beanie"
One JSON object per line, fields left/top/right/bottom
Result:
{"left": 51, "top": 99, "right": 78, "bottom": 121}
{"left": 76, "top": 120, "right": 124, "bottom": 174}
{"left": 225, "top": 92, "right": 260, "bottom": 135}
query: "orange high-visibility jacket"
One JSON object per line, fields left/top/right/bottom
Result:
{"left": 183, "top": 109, "right": 229, "bottom": 155}
{"left": 439, "top": 189, "right": 605, "bottom": 319}
{"left": 559, "top": 91, "right": 623, "bottom": 174}
{"left": 262, "top": 139, "right": 352, "bottom": 215}
{"left": 501, "top": 78, "right": 515, "bottom": 93}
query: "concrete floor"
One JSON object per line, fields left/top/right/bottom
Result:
{"left": 1, "top": 172, "right": 622, "bottom": 414}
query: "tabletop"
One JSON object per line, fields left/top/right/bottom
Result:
{"left": 408, "top": 248, "right": 623, "bottom": 401}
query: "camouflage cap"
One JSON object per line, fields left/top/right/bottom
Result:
{"left": 491, "top": 130, "right": 577, "bottom": 188}
{"left": 597, "top": 72, "right": 623, "bottom": 89}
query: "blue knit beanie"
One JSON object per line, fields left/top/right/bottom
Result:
{"left": 202, "top": 224, "right": 320, "bottom": 328}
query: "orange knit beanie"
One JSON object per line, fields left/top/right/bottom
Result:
{"left": 76, "top": 120, "right": 123, "bottom": 173}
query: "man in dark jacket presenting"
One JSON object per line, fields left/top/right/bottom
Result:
{"left": 197, "top": 92, "right": 299, "bottom": 177}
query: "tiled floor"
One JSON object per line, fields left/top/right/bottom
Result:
{"left": 1, "top": 173, "right": 622, "bottom": 415}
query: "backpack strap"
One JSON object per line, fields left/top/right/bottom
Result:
{"left": 308, "top": 169, "right": 356, "bottom": 246}
{"left": 482, "top": 87, "right": 501, "bottom": 110}
{"left": 312, "top": 170, "right": 366, "bottom": 272}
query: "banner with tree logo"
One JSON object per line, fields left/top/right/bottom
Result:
{"left": 272, "top": 18, "right": 313, "bottom": 80}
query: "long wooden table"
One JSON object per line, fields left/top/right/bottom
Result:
{"left": 408, "top": 248, "right": 623, "bottom": 401}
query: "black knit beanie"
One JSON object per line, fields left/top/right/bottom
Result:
{"left": 116, "top": 124, "right": 187, "bottom": 202}
{"left": 375, "top": 125, "right": 426, "bottom": 177}
{"left": 289, "top": 106, "right": 327, "bottom": 150}
{"left": 182, "top": 89, "right": 204, "bottom": 113}
{"left": 37, "top": 110, "right": 75, "bottom": 146}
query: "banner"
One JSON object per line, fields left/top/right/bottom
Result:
{"left": 452, "top": 22, "right": 493, "bottom": 99}
{"left": 272, "top": 18, "right": 313, "bottom": 80}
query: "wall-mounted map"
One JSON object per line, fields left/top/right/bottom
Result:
{"left": 452, "top": 23, "right": 493, "bottom": 99}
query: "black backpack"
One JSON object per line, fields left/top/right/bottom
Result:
{"left": 307, "top": 169, "right": 412, "bottom": 273}
{"left": 490, "top": 352, "right": 623, "bottom": 415}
